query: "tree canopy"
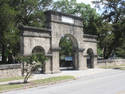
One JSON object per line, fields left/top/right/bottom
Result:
{"left": 0, "top": 0, "right": 125, "bottom": 64}
{"left": 0, "top": 0, "right": 52, "bottom": 64}
{"left": 93, "top": 0, "right": 125, "bottom": 58}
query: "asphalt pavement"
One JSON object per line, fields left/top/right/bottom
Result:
{"left": 3, "top": 69, "right": 125, "bottom": 94}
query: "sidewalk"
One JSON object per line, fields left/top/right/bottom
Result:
{"left": 0, "top": 68, "right": 111, "bottom": 85}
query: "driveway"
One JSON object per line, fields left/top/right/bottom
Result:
{"left": 3, "top": 69, "right": 125, "bottom": 94}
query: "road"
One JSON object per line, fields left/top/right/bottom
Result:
{"left": 3, "top": 69, "right": 125, "bottom": 94}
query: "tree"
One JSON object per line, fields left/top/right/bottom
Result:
{"left": 0, "top": 0, "right": 52, "bottom": 64}
{"left": 0, "top": 0, "right": 17, "bottom": 63}
{"left": 17, "top": 53, "right": 47, "bottom": 83}
{"left": 14, "top": 0, "right": 45, "bottom": 27}
{"left": 116, "top": 38, "right": 125, "bottom": 58}
{"left": 93, "top": 0, "right": 125, "bottom": 58}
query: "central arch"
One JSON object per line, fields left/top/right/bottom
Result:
{"left": 59, "top": 34, "right": 78, "bottom": 70}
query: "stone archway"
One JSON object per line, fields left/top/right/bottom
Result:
{"left": 20, "top": 11, "right": 98, "bottom": 74}
{"left": 32, "top": 46, "right": 45, "bottom": 73}
{"left": 59, "top": 34, "right": 78, "bottom": 70}
{"left": 87, "top": 48, "right": 94, "bottom": 68}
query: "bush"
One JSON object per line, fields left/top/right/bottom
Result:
{"left": 17, "top": 53, "right": 47, "bottom": 83}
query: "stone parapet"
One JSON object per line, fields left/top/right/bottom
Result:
{"left": 0, "top": 64, "right": 21, "bottom": 78}
{"left": 83, "top": 34, "right": 98, "bottom": 43}
{"left": 97, "top": 59, "right": 125, "bottom": 67}
{"left": 0, "top": 64, "right": 21, "bottom": 70}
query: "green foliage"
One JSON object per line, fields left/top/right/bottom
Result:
{"left": 116, "top": 38, "right": 125, "bottom": 58}
{"left": 53, "top": 0, "right": 77, "bottom": 14}
{"left": 0, "top": 0, "right": 124, "bottom": 63}
{"left": 18, "top": 53, "right": 47, "bottom": 83}
{"left": 0, "top": 0, "right": 52, "bottom": 64}
{"left": 0, "top": 0, "right": 18, "bottom": 63}
{"left": 97, "top": 47, "right": 103, "bottom": 57}
{"left": 59, "top": 36, "right": 73, "bottom": 56}
{"left": 93, "top": 0, "right": 125, "bottom": 58}
{"left": 14, "top": 0, "right": 45, "bottom": 27}
{"left": 94, "top": 0, "right": 125, "bottom": 23}
{"left": 18, "top": 53, "right": 47, "bottom": 67}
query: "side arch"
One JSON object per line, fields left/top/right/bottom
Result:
{"left": 32, "top": 46, "right": 45, "bottom": 54}
{"left": 32, "top": 46, "right": 46, "bottom": 73}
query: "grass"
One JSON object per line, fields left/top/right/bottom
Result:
{"left": 0, "top": 84, "right": 25, "bottom": 92}
{"left": 33, "top": 75, "right": 75, "bottom": 84}
{"left": 0, "top": 76, "right": 24, "bottom": 82}
{"left": 118, "top": 67, "right": 125, "bottom": 70}
{"left": 0, "top": 76, "right": 75, "bottom": 93}
{"left": 99, "top": 64, "right": 125, "bottom": 70}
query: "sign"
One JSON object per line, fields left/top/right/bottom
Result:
{"left": 62, "top": 16, "right": 74, "bottom": 24}
{"left": 65, "top": 57, "right": 72, "bottom": 61}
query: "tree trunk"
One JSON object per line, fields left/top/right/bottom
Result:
{"left": 2, "top": 44, "right": 7, "bottom": 63}
{"left": 24, "top": 72, "right": 32, "bottom": 83}
{"left": 8, "top": 53, "right": 13, "bottom": 64}
{"left": 21, "top": 62, "right": 24, "bottom": 76}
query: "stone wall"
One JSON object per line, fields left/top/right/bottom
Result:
{"left": 0, "top": 64, "right": 21, "bottom": 78}
{"left": 97, "top": 59, "right": 125, "bottom": 67}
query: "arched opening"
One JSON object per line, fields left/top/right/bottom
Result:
{"left": 59, "top": 34, "right": 78, "bottom": 70}
{"left": 87, "top": 48, "right": 94, "bottom": 68}
{"left": 32, "top": 46, "right": 45, "bottom": 73}
{"left": 32, "top": 46, "right": 45, "bottom": 54}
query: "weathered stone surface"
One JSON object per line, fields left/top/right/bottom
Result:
{"left": 97, "top": 59, "right": 125, "bottom": 67}
{"left": 0, "top": 64, "right": 21, "bottom": 78}
{"left": 20, "top": 11, "right": 97, "bottom": 74}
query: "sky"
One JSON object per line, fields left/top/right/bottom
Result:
{"left": 77, "top": 0, "right": 103, "bottom": 14}
{"left": 77, "top": 0, "right": 95, "bottom": 7}
{"left": 54, "top": 0, "right": 102, "bottom": 14}
{"left": 54, "top": 0, "right": 95, "bottom": 8}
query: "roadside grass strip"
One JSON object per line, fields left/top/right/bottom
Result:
{"left": 0, "top": 77, "right": 24, "bottom": 82}
{"left": 119, "top": 67, "right": 125, "bottom": 70}
{"left": 100, "top": 64, "right": 125, "bottom": 70}
{"left": 0, "top": 76, "right": 75, "bottom": 93}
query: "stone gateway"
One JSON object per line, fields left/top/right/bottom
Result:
{"left": 20, "top": 11, "right": 98, "bottom": 74}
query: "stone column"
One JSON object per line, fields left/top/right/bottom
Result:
{"left": 51, "top": 48, "right": 60, "bottom": 73}
{"left": 44, "top": 56, "right": 52, "bottom": 74}
{"left": 93, "top": 55, "right": 98, "bottom": 68}
{"left": 83, "top": 54, "right": 88, "bottom": 69}
{"left": 74, "top": 53, "right": 78, "bottom": 70}
{"left": 78, "top": 48, "right": 87, "bottom": 70}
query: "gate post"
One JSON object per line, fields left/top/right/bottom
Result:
{"left": 44, "top": 55, "right": 52, "bottom": 74}
{"left": 78, "top": 48, "right": 87, "bottom": 70}
{"left": 51, "top": 48, "right": 61, "bottom": 73}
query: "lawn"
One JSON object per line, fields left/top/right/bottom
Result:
{"left": 0, "top": 76, "right": 24, "bottom": 82}
{"left": 0, "top": 76, "right": 75, "bottom": 93}
{"left": 100, "top": 64, "right": 125, "bottom": 70}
